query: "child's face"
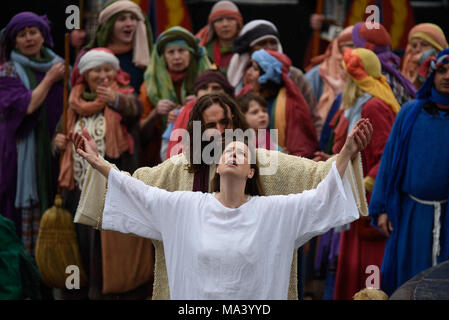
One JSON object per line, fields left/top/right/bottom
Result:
{"left": 245, "top": 100, "right": 269, "bottom": 130}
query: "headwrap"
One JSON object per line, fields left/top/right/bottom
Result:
{"left": 313, "top": 26, "right": 354, "bottom": 122}
{"left": 343, "top": 48, "right": 400, "bottom": 114}
{"left": 85, "top": 0, "right": 153, "bottom": 68}
{"left": 59, "top": 48, "right": 135, "bottom": 190}
{"left": 368, "top": 48, "right": 449, "bottom": 295}
{"left": 193, "top": 70, "right": 234, "bottom": 96}
{"left": 227, "top": 20, "right": 283, "bottom": 88}
{"left": 144, "top": 26, "right": 211, "bottom": 108}
{"left": 401, "top": 23, "right": 448, "bottom": 86}
{"left": 72, "top": 48, "right": 130, "bottom": 86}
{"left": 1, "top": 12, "right": 53, "bottom": 62}
{"left": 195, "top": 1, "right": 243, "bottom": 46}
{"left": 252, "top": 49, "right": 318, "bottom": 158}
{"left": 417, "top": 48, "right": 449, "bottom": 101}
{"left": 251, "top": 49, "right": 282, "bottom": 84}
{"left": 78, "top": 48, "right": 120, "bottom": 75}
{"left": 352, "top": 22, "right": 417, "bottom": 99}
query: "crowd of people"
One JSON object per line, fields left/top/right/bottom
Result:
{"left": 0, "top": 0, "right": 448, "bottom": 300}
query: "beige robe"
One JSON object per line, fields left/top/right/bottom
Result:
{"left": 75, "top": 149, "right": 367, "bottom": 300}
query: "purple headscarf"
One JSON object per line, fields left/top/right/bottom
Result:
{"left": 352, "top": 22, "right": 416, "bottom": 98}
{"left": 1, "top": 11, "right": 54, "bottom": 61}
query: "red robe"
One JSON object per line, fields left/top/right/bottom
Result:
{"left": 332, "top": 97, "right": 395, "bottom": 299}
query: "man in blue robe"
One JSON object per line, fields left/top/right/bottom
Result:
{"left": 369, "top": 48, "right": 449, "bottom": 296}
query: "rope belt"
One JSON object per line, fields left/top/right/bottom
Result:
{"left": 408, "top": 194, "right": 448, "bottom": 266}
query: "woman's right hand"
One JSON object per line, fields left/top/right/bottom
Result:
{"left": 44, "top": 62, "right": 65, "bottom": 84}
{"left": 69, "top": 128, "right": 99, "bottom": 168}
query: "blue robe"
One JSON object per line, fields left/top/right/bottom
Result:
{"left": 369, "top": 99, "right": 449, "bottom": 295}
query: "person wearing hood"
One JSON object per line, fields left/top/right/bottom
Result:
{"left": 401, "top": 23, "right": 448, "bottom": 90}
{"left": 370, "top": 48, "right": 449, "bottom": 296}
{"left": 195, "top": 0, "right": 243, "bottom": 74}
{"left": 0, "top": 12, "right": 65, "bottom": 253}
{"left": 227, "top": 20, "right": 322, "bottom": 136}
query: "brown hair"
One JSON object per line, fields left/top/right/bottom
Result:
{"left": 211, "top": 137, "right": 265, "bottom": 196}
{"left": 185, "top": 92, "right": 249, "bottom": 173}
{"left": 236, "top": 93, "right": 268, "bottom": 114}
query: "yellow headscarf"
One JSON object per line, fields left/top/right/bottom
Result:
{"left": 343, "top": 48, "right": 400, "bottom": 114}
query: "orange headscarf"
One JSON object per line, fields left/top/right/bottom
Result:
{"left": 58, "top": 77, "right": 134, "bottom": 190}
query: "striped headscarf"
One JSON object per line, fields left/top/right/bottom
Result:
{"left": 227, "top": 20, "right": 283, "bottom": 88}
{"left": 401, "top": 23, "right": 448, "bottom": 86}
{"left": 195, "top": 1, "right": 243, "bottom": 46}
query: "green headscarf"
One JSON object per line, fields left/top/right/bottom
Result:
{"left": 144, "top": 26, "right": 212, "bottom": 108}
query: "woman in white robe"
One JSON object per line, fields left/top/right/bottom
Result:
{"left": 69, "top": 118, "right": 372, "bottom": 299}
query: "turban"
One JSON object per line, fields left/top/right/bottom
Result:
{"left": 1, "top": 12, "right": 53, "bottom": 61}
{"left": 352, "top": 22, "right": 416, "bottom": 99}
{"left": 352, "top": 22, "right": 391, "bottom": 54}
{"left": 417, "top": 48, "right": 449, "bottom": 100}
{"left": 193, "top": 70, "right": 234, "bottom": 96}
{"left": 343, "top": 48, "right": 400, "bottom": 114}
{"left": 227, "top": 20, "right": 283, "bottom": 88}
{"left": 233, "top": 20, "right": 282, "bottom": 54}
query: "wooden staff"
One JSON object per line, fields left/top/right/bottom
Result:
{"left": 58, "top": 33, "right": 70, "bottom": 195}
{"left": 312, "top": 0, "right": 324, "bottom": 58}
{"left": 62, "top": 33, "right": 70, "bottom": 137}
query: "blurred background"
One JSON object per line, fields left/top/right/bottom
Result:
{"left": 2, "top": 0, "right": 449, "bottom": 69}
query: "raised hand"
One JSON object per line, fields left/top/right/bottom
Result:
{"left": 44, "top": 62, "right": 65, "bottom": 84}
{"left": 69, "top": 128, "right": 99, "bottom": 168}
{"left": 341, "top": 118, "right": 373, "bottom": 160}
{"left": 156, "top": 99, "right": 177, "bottom": 115}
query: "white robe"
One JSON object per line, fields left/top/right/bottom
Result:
{"left": 102, "top": 162, "right": 359, "bottom": 300}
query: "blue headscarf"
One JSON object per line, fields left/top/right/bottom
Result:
{"left": 251, "top": 49, "right": 282, "bottom": 84}
{"left": 369, "top": 47, "right": 449, "bottom": 295}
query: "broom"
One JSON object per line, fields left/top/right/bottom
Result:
{"left": 35, "top": 33, "right": 88, "bottom": 289}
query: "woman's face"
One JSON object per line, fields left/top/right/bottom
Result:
{"left": 245, "top": 60, "right": 262, "bottom": 90}
{"left": 245, "top": 100, "right": 269, "bottom": 130}
{"left": 15, "top": 27, "right": 44, "bottom": 58}
{"left": 164, "top": 45, "right": 191, "bottom": 72}
{"left": 217, "top": 141, "right": 254, "bottom": 180}
{"left": 196, "top": 82, "right": 225, "bottom": 98}
{"left": 410, "top": 37, "right": 434, "bottom": 55}
{"left": 213, "top": 17, "right": 239, "bottom": 42}
{"left": 251, "top": 37, "right": 279, "bottom": 53}
{"left": 111, "top": 12, "right": 138, "bottom": 45}
{"left": 85, "top": 64, "right": 116, "bottom": 93}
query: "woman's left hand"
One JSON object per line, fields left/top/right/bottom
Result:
{"left": 341, "top": 118, "right": 373, "bottom": 160}
{"left": 97, "top": 85, "right": 117, "bottom": 105}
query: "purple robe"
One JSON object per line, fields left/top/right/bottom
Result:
{"left": 0, "top": 62, "right": 63, "bottom": 236}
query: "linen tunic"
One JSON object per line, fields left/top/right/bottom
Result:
{"left": 102, "top": 162, "right": 359, "bottom": 299}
